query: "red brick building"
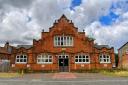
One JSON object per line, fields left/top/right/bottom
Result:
{"left": 0, "top": 15, "right": 115, "bottom": 72}
{"left": 118, "top": 42, "right": 128, "bottom": 69}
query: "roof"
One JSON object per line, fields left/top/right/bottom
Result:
{"left": 17, "top": 45, "right": 32, "bottom": 49}
{"left": 94, "top": 44, "right": 111, "bottom": 49}
{"left": 118, "top": 42, "right": 128, "bottom": 50}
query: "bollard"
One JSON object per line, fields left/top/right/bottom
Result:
{"left": 21, "top": 69, "right": 24, "bottom": 77}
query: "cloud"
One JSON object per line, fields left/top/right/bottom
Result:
{"left": 0, "top": 0, "right": 127, "bottom": 52}
{"left": 0, "top": 0, "right": 73, "bottom": 45}
{"left": 30, "top": 0, "right": 72, "bottom": 31}
{"left": 0, "top": 9, "right": 40, "bottom": 45}
{"left": 0, "top": 0, "right": 34, "bottom": 9}
{"left": 85, "top": 11, "right": 128, "bottom": 52}
{"left": 67, "top": 0, "right": 114, "bottom": 30}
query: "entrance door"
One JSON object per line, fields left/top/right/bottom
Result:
{"left": 58, "top": 55, "right": 69, "bottom": 72}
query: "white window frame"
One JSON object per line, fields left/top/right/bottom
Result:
{"left": 37, "top": 54, "right": 52, "bottom": 64}
{"left": 54, "top": 35, "right": 73, "bottom": 47}
{"left": 15, "top": 54, "right": 27, "bottom": 64}
{"left": 99, "top": 54, "right": 111, "bottom": 63}
{"left": 58, "top": 54, "right": 69, "bottom": 59}
{"left": 75, "top": 54, "right": 90, "bottom": 64}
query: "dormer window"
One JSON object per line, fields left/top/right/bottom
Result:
{"left": 54, "top": 35, "right": 73, "bottom": 47}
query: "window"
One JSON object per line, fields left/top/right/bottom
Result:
{"left": 99, "top": 54, "right": 111, "bottom": 63}
{"left": 37, "top": 54, "right": 52, "bottom": 64}
{"left": 54, "top": 35, "right": 73, "bottom": 47}
{"left": 75, "top": 54, "right": 90, "bottom": 63}
{"left": 16, "top": 55, "right": 27, "bottom": 64}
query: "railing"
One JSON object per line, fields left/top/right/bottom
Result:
{"left": 0, "top": 60, "right": 10, "bottom": 72}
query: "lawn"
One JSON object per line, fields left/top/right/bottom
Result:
{"left": 0, "top": 73, "right": 22, "bottom": 78}
{"left": 101, "top": 70, "right": 128, "bottom": 77}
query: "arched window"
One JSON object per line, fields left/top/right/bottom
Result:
{"left": 16, "top": 54, "right": 27, "bottom": 64}
{"left": 75, "top": 54, "right": 90, "bottom": 63}
{"left": 37, "top": 54, "right": 52, "bottom": 64}
{"left": 99, "top": 54, "right": 111, "bottom": 63}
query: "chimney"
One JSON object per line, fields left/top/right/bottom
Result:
{"left": 4, "top": 41, "right": 9, "bottom": 49}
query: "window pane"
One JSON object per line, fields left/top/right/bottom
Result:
{"left": 100, "top": 59, "right": 102, "bottom": 62}
{"left": 61, "top": 37, "right": 63, "bottom": 45}
{"left": 49, "top": 56, "right": 52, "bottom": 58}
{"left": 104, "top": 59, "right": 106, "bottom": 62}
{"left": 86, "top": 56, "right": 89, "bottom": 58}
{"left": 20, "top": 55, "right": 23, "bottom": 58}
{"left": 103, "top": 55, "right": 106, "bottom": 58}
{"left": 49, "top": 59, "right": 52, "bottom": 62}
{"left": 42, "top": 59, "right": 45, "bottom": 62}
{"left": 75, "top": 59, "right": 78, "bottom": 62}
{"left": 64, "top": 37, "right": 66, "bottom": 45}
{"left": 17, "top": 56, "right": 19, "bottom": 58}
{"left": 107, "top": 56, "right": 109, "bottom": 58}
{"left": 86, "top": 59, "right": 89, "bottom": 62}
{"left": 45, "top": 59, "right": 48, "bottom": 62}
{"left": 58, "top": 37, "right": 60, "bottom": 45}
{"left": 66, "top": 56, "right": 68, "bottom": 58}
{"left": 38, "top": 59, "right": 41, "bottom": 62}
{"left": 38, "top": 56, "right": 41, "bottom": 59}
{"left": 24, "top": 56, "right": 27, "bottom": 58}
{"left": 20, "top": 59, "right": 23, "bottom": 62}
{"left": 83, "top": 59, "right": 85, "bottom": 62}
{"left": 83, "top": 56, "right": 85, "bottom": 58}
{"left": 75, "top": 56, "right": 78, "bottom": 58}
{"left": 79, "top": 55, "right": 82, "bottom": 58}
{"left": 17, "top": 59, "right": 19, "bottom": 62}
{"left": 24, "top": 59, "right": 26, "bottom": 62}
{"left": 79, "top": 59, "right": 82, "bottom": 62}
{"left": 67, "top": 37, "right": 69, "bottom": 46}
{"left": 100, "top": 56, "right": 102, "bottom": 58}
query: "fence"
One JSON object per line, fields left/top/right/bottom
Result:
{"left": 0, "top": 60, "right": 10, "bottom": 72}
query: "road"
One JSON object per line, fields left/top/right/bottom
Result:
{"left": 0, "top": 73, "right": 128, "bottom": 85}
{"left": 0, "top": 79, "right": 128, "bottom": 85}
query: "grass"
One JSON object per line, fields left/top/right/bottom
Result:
{"left": 0, "top": 73, "right": 22, "bottom": 78}
{"left": 101, "top": 70, "right": 128, "bottom": 77}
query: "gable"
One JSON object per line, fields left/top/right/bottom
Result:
{"left": 49, "top": 15, "right": 78, "bottom": 36}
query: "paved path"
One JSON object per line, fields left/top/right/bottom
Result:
{"left": 52, "top": 72, "right": 76, "bottom": 79}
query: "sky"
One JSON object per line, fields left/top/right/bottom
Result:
{"left": 0, "top": 0, "right": 128, "bottom": 52}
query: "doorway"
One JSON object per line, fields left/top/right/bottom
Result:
{"left": 58, "top": 55, "right": 69, "bottom": 72}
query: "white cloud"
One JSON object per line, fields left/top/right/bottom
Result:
{"left": 0, "top": 0, "right": 127, "bottom": 52}
{"left": 68, "top": 0, "right": 113, "bottom": 30}
{"left": 85, "top": 11, "right": 128, "bottom": 52}
{"left": 30, "top": 0, "right": 72, "bottom": 31}
{"left": 0, "top": 9, "right": 40, "bottom": 44}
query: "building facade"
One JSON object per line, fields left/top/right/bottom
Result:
{"left": 118, "top": 42, "right": 128, "bottom": 69}
{"left": 0, "top": 15, "right": 115, "bottom": 72}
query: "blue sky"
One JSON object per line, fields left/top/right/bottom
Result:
{"left": 70, "top": 0, "right": 82, "bottom": 10}
{"left": 0, "top": 0, "right": 128, "bottom": 52}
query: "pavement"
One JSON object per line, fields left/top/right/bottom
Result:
{"left": 0, "top": 72, "right": 128, "bottom": 85}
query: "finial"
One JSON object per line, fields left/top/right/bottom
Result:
{"left": 42, "top": 29, "right": 44, "bottom": 32}
{"left": 83, "top": 29, "right": 85, "bottom": 32}
{"left": 70, "top": 20, "right": 72, "bottom": 23}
